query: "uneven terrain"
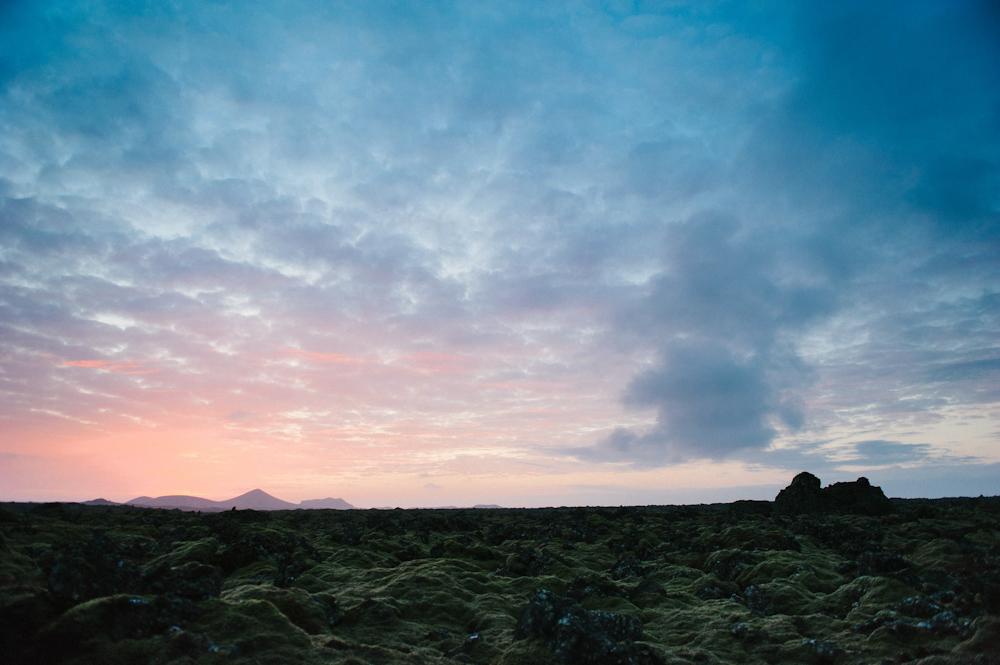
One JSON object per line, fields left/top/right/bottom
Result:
{"left": 1, "top": 491, "right": 998, "bottom": 664}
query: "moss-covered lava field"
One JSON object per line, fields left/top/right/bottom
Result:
{"left": 2, "top": 488, "right": 999, "bottom": 665}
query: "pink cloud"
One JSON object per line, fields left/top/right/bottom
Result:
{"left": 61, "top": 359, "right": 158, "bottom": 374}
{"left": 391, "top": 352, "right": 473, "bottom": 375}
{"left": 282, "top": 348, "right": 372, "bottom": 365}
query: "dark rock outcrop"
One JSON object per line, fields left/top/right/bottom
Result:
{"left": 774, "top": 472, "right": 892, "bottom": 516}
{"left": 514, "top": 589, "right": 661, "bottom": 665}
{"left": 823, "top": 477, "right": 893, "bottom": 515}
{"left": 773, "top": 472, "right": 827, "bottom": 515}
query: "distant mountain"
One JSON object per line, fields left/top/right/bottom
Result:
{"left": 128, "top": 494, "right": 222, "bottom": 510}
{"left": 472, "top": 504, "right": 502, "bottom": 509}
{"left": 126, "top": 489, "right": 354, "bottom": 511}
{"left": 219, "top": 489, "right": 298, "bottom": 511}
{"left": 298, "top": 497, "right": 354, "bottom": 509}
{"left": 83, "top": 498, "right": 121, "bottom": 506}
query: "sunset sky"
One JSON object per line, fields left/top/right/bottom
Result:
{"left": 1, "top": 0, "right": 998, "bottom": 507}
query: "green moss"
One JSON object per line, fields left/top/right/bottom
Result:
{"left": 0, "top": 549, "right": 43, "bottom": 584}
{"left": 952, "top": 616, "right": 1000, "bottom": 661}
{"left": 221, "top": 560, "right": 277, "bottom": 589}
{"left": 964, "top": 528, "right": 1000, "bottom": 548}
{"left": 222, "top": 585, "right": 336, "bottom": 635}
{"left": 844, "top": 576, "right": 915, "bottom": 621}
{"left": 328, "top": 546, "right": 378, "bottom": 569}
{"left": 62, "top": 636, "right": 164, "bottom": 665}
{"left": 908, "top": 537, "right": 964, "bottom": 570}
{"left": 144, "top": 537, "right": 220, "bottom": 572}
{"left": 756, "top": 579, "right": 817, "bottom": 615}
{"left": 578, "top": 594, "right": 640, "bottom": 614}
{"left": 190, "top": 598, "right": 313, "bottom": 652}
{"left": 495, "top": 637, "right": 562, "bottom": 665}
{"left": 4, "top": 499, "right": 999, "bottom": 664}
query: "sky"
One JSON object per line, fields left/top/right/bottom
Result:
{"left": 1, "top": 0, "right": 998, "bottom": 508}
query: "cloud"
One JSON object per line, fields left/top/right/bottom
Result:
{"left": 575, "top": 214, "right": 837, "bottom": 465}
{"left": 870, "top": 462, "right": 1000, "bottom": 499}
{"left": 572, "top": 2, "right": 1000, "bottom": 468}
{"left": 848, "top": 440, "right": 934, "bottom": 465}
{"left": 61, "top": 360, "right": 157, "bottom": 374}
{"left": 928, "top": 358, "right": 1000, "bottom": 383}
{"left": 0, "top": 1, "right": 997, "bottom": 503}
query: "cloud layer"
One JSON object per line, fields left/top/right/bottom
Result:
{"left": 1, "top": 0, "right": 998, "bottom": 504}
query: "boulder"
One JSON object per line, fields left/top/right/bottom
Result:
{"left": 823, "top": 477, "right": 892, "bottom": 515}
{"left": 513, "top": 589, "right": 659, "bottom": 665}
{"left": 774, "top": 473, "right": 892, "bottom": 516}
{"left": 773, "top": 472, "right": 827, "bottom": 516}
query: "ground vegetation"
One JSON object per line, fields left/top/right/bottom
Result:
{"left": 1, "top": 480, "right": 998, "bottom": 664}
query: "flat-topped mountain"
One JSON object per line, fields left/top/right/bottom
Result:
{"left": 124, "top": 489, "right": 353, "bottom": 511}
{"left": 298, "top": 497, "right": 354, "bottom": 509}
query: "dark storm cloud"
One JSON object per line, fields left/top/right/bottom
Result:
{"left": 575, "top": 0, "right": 1000, "bottom": 466}
{"left": 576, "top": 214, "right": 837, "bottom": 464}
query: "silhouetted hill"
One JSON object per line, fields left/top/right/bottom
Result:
{"left": 298, "top": 497, "right": 354, "bottom": 509}
{"left": 125, "top": 489, "right": 354, "bottom": 511}
{"left": 127, "top": 494, "right": 222, "bottom": 510}
{"left": 222, "top": 489, "right": 298, "bottom": 510}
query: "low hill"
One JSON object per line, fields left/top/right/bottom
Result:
{"left": 82, "top": 498, "right": 120, "bottom": 506}
{"left": 298, "top": 497, "right": 354, "bottom": 509}
{"left": 125, "top": 489, "right": 354, "bottom": 511}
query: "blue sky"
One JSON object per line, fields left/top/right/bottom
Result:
{"left": 1, "top": 0, "right": 998, "bottom": 506}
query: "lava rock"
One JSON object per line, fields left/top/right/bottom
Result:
{"left": 46, "top": 535, "right": 143, "bottom": 607}
{"left": 445, "top": 633, "right": 484, "bottom": 657}
{"left": 823, "top": 477, "right": 892, "bottom": 515}
{"left": 166, "top": 627, "right": 217, "bottom": 657}
{"left": 497, "top": 547, "right": 556, "bottom": 577}
{"left": 610, "top": 555, "right": 650, "bottom": 580}
{"left": 897, "top": 596, "right": 942, "bottom": 619}
{"left": 774, "top": 473, "right": 828, "bottom": 515}
{"left": 803, "top": 638, "right": 844, "bottom": 663}
{"left": 566, "top": 573, "right": 628, "bottom": 601}
{"left": 744, "top": 585, "right": 767, "bottom": 615}
{"left": 274, "top": 553, "right": 311, "bottom": 588}
{"left": 917, "top": 610, "right": 971, "bottom": 637}
{"left": 632, "top": 578, "right": 666, "bottom": 598}
{"left": 514, "top": 589, "right": 653, "bottom": 665}
{"left": 696, "top": 586, "right": 726, "bottom": 601}
{"left": 730, "top": 622, "right": 768, "bottom": 644}
{"left": 708, "top": 550, "right": 756, "bottom": 582}
{"left": 774, "top": 472, "right": 892, "bottom": 516}
{"left": 143, "top": 561, "right": 222, "bottom": 600}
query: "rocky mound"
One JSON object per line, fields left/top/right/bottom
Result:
{"left": 774, "top": 472, "right": 893, "bottom": 516}
{"left": 513, "top": 589, "right": 657, "bottom": 665}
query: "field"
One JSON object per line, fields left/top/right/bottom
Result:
{"left": 1, "top": 490, "right": 998, "bottom": 665}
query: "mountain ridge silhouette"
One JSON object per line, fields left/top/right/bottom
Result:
{"left": 121, "top": 489, "right": 353, "bottom": 511}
